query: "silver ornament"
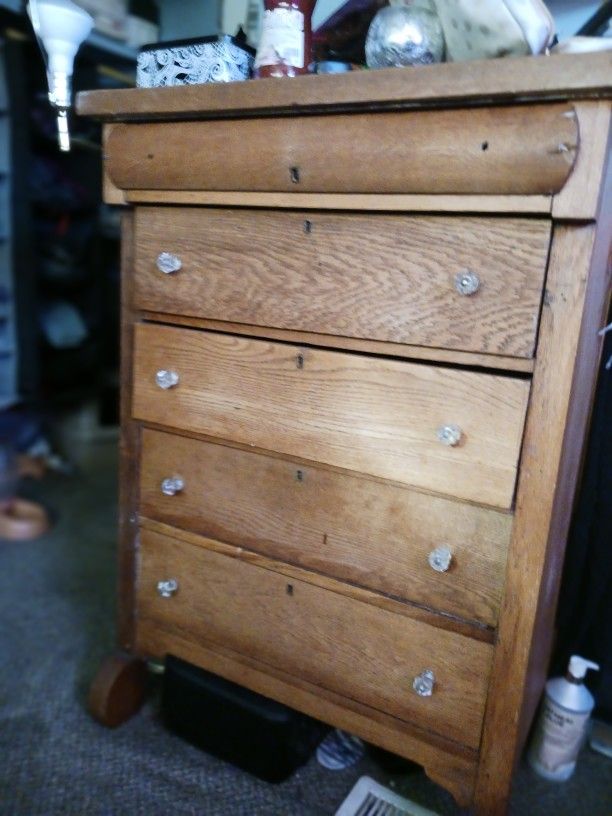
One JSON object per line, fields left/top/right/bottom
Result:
{"left": 365, "top": 4, "right": 445, "bottom": 69}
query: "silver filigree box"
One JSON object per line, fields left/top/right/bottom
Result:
{"left": 137, "top": 35, "right": 255, "bottom": 88}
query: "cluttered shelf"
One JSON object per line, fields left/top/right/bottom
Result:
{"left": 76, "top": 50, "right": 612, "bottom": 122}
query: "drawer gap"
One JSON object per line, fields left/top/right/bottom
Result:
{"left": 137, "top": 527, "right": 493, "bottom": 750}
{"left": 134, "top": 207, "right": 549, "bottom": 361}
{"left": 139, "top": 315, "right": 534, "bottom": 379}
{"left": 140, "top": 516, "right": 497, "bottom": 644}
{"left": 138, "top": 419, "right": 518, "bottom": 513}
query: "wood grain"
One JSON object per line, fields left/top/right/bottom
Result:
{"left": 140, "top": 311, "right": 536, "bottom": 373}
{"left": 475, "top": 220, "right": 612, "bottom": 810}
{"left": 134, "top": 208, "right": 550, "bottom": 357}
{"left": 125, "top": 190, "right": 553, "bottom": 214}
{"left": 140, "top": 429, "right": 511, "bottom": 627}
{"left": 139, "top": 517, "right": 496, "bottom": 643}
{"left": 102, "top": 125, "right": 126, "bottom": 205}
{"left": 552, "top": 101, "right": 612, "bottom": 219}
{"left": 137, "top": 527, "right": 493, "bottom": 748}
{"left": 76, "top": 51, "right": 612, "bottom": 123}
{"left": 117, "top": 212, "right": 140, "bottom": 651}
{"left": 136, "top": 629, "right": 478, "bottom": 806}
{"left": 132, "top": 325, "right": 531, "bottom": 508}
{"left": 88, "top": 652, "right": 148, "bottom": 728}
{"left": 105, "top": 105, "right": 577, "bottom": 196}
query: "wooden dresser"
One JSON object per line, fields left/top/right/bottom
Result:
{"left": 78, "top": 52, "right": 611, "bottom": 815}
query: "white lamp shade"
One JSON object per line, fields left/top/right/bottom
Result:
{"left": 28, "top": 0, "right": 93, "bottom": 107}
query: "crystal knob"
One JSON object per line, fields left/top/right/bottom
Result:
{"left": 437, "top": 424, "right": 462, "bottom": 446}
{"left": 157, "top": 579, "right": 178, "bottom": 598}
{"left": 428, "top": 546, "right": 453, "bottom": 573}
{"left": 413, "top": 669, "right": 436, "bottom": 697}
{"left": 155, "top": 369, "right": 179, "bottom": 389}
{"left": 454, "top": 270, "right": 480, "bottom": 296}
{"left": 161, "top": 476, "right": 184, "bottom": 496}
{"left": 156, "top": 252, "right": 182, "bottom": 274}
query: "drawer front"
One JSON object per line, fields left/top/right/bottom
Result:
{"left": 134, "top": 208, "right": 550, "bottom": 358}
{"left": 141, "top": 429, "right": 512, "bottom": 627}
{"left": 133, "top": 325, "right": 530, "bottom": 508}
{"left": 137, "top": 528, "right": 494, "bottom": 749}
{"left": 105, "top": 104, "right": 577, "bottom": 195}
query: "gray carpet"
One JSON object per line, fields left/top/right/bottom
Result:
{"left": 1, "top": 438, "right": 611, "bottom": 815}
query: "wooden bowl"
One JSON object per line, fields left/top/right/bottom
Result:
{"left": 0, "top": 498, "right": 50, "bottom": 541}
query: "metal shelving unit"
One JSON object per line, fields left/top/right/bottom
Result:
{"left": 0, "top": 1, "right": 138, "bottom": 61}
{"left": 0, "top": 2, "right": 136, "bottom": 411}
{"left": 87, "top": 29, "right": 137, "bottom": 61}
{"left": 0, "top": 38, "right": 18, "bottom": 409}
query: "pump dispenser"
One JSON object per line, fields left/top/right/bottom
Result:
{"left": 528, "top": 655, "right": 599, "bottom": 781}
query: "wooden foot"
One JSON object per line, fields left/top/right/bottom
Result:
{"left": 424, "top": 760, "right": 476, "bottom": 810}
{"left": 88, "top": 652, "right": 148, "bottom": 727}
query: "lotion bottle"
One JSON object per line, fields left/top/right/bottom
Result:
{"left": 528, "top": 655, "right": 599, "bottom": 781}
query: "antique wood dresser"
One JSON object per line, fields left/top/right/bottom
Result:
{"left": 78, "top": 52, "right": 611, "bottom": 815}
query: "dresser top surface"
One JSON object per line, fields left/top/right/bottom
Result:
{"left": 76, "top": 51, "right": 612, "bottom": 123}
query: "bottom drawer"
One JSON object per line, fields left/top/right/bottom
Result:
{"left": 136, "top": 527, "right": 493, "bottom": 749}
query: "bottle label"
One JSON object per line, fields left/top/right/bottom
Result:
{"left": 532, "top": 697, "right": 590, "bottom": 772}
{"left": 255, "top": 8, "right": 305, "bottom": 69}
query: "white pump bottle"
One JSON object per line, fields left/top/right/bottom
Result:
{"left": 528, "top": 655, "right": 600, "bottom": 781}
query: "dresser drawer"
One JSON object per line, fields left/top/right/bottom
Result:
{"left": 105, "top": 103, "right": 577, "bottom": 195}
{"left": 136, "top": 527, "right": 493, "bottom": 749}
{"left": 133, "top": 325, "right": 530, "bottom": 508}
{"left": 140, "top": 429, "right": 511, "bottom": 627}
{"left": 134, "top": 208, "right": 550, "bottom": 358}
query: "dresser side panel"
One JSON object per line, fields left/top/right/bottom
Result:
{"left": 475, "top": 139, "right": 612, "bottom": 813}
{"left": 117, "top": 211, "right": 140, "bottom": 651}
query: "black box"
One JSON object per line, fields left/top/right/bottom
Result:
{"left": 162, "top": 655, "right": 329, "bottom": 782}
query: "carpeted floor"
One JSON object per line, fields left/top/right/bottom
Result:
{"left": 1, "top": 438, "right": 610, "bottom": 815}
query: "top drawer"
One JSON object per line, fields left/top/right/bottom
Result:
{"left": 105, "top": 103, "right": 577, "bottom": 195}
{"left": 133, "top": 208, "right": 550, "bottom": 358}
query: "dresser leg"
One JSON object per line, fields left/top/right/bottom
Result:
{"left": 473, "top": 775, "right": 511, "bottom": 816}
{"left": 423, "top": 761, "right": 475, "bottom": 810}
{"left": 88, "top": 652, "right": 148, "bottom": 728}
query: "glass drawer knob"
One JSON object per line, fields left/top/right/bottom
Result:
{"left": 413, "top": 669, "right": 436, "bottom": 697}
{"left": 156, "top": 252, "right": 182, "bottom": 274}
{"left": 161, "top": 476, "right": 184, "bottom": 496}
{"left": 437, "top": 424, "right": 462, "bottom": 446}
{"left": 429, "top": 546, "right": 452, "bottom": 573}
{"left": 157, "top": 579, "right": 178, "bottom": 598}
{"left": 155, "top": 369, "right": 179, "bottom": 389}
{"left": 454, "top": 270, "right": 480, "bottom": 296}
